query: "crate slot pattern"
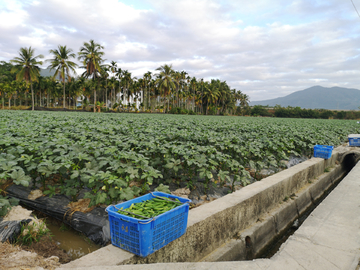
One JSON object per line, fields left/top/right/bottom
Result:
{"left": 106, "top": 192, "right": 191, "bottom": 257}
{"left": 152, "top": 212, "right": 186, "bottom": 250}
{"left": 349, "top": 137, "right": 360, "bottom": 146}
{"left": 313, "top": 145, "right": 333, "bottom": 159}
{"left": 110, "top": 219, "right": 140, "bottom": 255}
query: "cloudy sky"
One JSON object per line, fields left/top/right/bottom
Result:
{"left": 1, "top": 0, "right": 360, "bottom": 101}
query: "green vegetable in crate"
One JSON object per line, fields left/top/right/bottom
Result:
{"left": 117, "top": 196, "right": 182, "bottom": 219}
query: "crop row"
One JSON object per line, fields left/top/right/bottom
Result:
{"left": 0, "top": 110, "right": 358, "bottom": 207}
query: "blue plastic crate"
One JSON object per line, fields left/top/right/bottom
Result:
{"left": 348, "top": 134, "right": 360, "bottom": 147}
{"left": 313, "top": 145, "right": 334, "bottom": 159}
{"left": 106, "top": 192, "right": 191, "bottom": 257}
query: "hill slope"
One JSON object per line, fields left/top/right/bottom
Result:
{"left": 39, "top": 68, "right": 77, "bottom": 79}
{"left": 39, "top": 68, "right": 55, "bottom": 77}
{"left": 250, "top": 86, "right": 360, "bottom": 110}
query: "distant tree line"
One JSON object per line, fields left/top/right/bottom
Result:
{"left": 0, "top": 41, "right": 250, "bottom": 115}
{"left": 250, "top": 105, "right": 360, "bottom": 119}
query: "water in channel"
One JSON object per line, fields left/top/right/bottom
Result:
{"left": 46, "top": 221, "right": 101, "bottom": 260}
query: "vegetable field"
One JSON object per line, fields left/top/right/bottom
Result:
{"left": 0, "top": 110, "right": 358, "bottom": 208}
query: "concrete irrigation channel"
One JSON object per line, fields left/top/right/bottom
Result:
{"left": 60, "top": 145, "right": 360, "bottom": 270}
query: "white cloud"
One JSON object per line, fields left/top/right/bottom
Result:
{"left": 1, "top": 0, "right": 360, "bottom": 102}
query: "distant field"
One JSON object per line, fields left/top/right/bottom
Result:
{"left": 1, "top": 110, "right": 359, "bottom": 206}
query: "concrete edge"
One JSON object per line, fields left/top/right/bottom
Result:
{"left": 61, "top": 146, "right": 356, "bottom": 268}
{"left": 202, "top": 162, "right": 346, "bottom": 262}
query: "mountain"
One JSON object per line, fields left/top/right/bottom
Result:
{"left": 249, "top": 86, "right": 360, "bottom": 110}
{"left": 39, "top": 68, "right": 55, "bottom": 77}
{"left": 39, "top": 68, "right": 77, "bottom": 79}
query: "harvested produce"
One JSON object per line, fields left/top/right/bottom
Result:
{"left": 116, "top": 196, "right": 182, "bottom": 219}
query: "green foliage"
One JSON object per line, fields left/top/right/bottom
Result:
{"left": 0, "top": 111, "right": 358, "bottom": 208}
{"left": 169, "top": 107, "right": 189, "bottom": 115}
{"left": 0, "top": 195, "right": 19, "bottom": 217}
{"left": 251, "top": 105, "right": 272, "bottom": 117}
{"left": 155, "top": 183, "right": 171, "bottom": 194}
{"left": 17, "top": 219, "right": 50, "bottom": 246}
{"left": 272, "top": 105, "right": 360, "bottom": 119}
{"left": 43, "top": 185, "right": 57, "bottom": 198}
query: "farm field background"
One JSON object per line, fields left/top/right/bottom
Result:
{"left": 1, "top": 110, "right": 359, "bottom": 208}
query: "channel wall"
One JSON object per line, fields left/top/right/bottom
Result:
{"left": 61, "top": 145, "right": 359, "bottom": 268}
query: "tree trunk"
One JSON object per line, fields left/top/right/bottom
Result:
{"left": 113, "top": 87, "right": 115, "bottom": 108}
{"left": 94, "top": 89, "right": 97, "bottom": 113}
{"left": 127, "top": 84, "right": 130, "bottom": 112}
{"left": 63, "top": 81, "right": 66, "bottom": 109}
{"left": 105, "top": 79, "right": 108, "bottom": 109}
{"left": 31, "top": 82, "right": 34, "bottom": 111}
{"left": 113, "top": 87, "right": 115, "bottom": 107}
{"left": 8, "top": 98, "right": 10, "bottom": 109}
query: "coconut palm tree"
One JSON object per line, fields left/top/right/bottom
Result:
{"left": 143, "top": 71, "right": 152, "bottom": 110}
{"left": 190, "top": 77, "right": 197, "bottom": 111}
{"left": 203, "top": 80, "right": 220, "bottom": 115}
{"left": 10, "top": 47, "right": 44, "bottom": 110}
{"left": 199, "top": 78, "right": 204, "bottom": 114}
{"left": 78, "top": 40, "right": 105, "bottom": 112}
{"left": 155, "top": 64, "right": 176, "bottom": 113}
{"left": 108, "top": 77, "right": 117, "bottom": 108}
{"left": 109, "top": 61, "right": 117, "bottom": 106}
{"left": 100, "top": 66, "right": 110, "bottom": 109}
{"left": 47, "top": 45, "right": 78, "bottom": 108}
{"left": 180, "top": 71, "right": 188, "bottom": 108}
{"left": 240, "top": 93, "right": 250, "bottom": 107}
{"left": 122, "top": 70, "right": 132, "bottom": 111}
{"left": 116, "top": 68, "right": 123, "bottom": 105}
{"left": 109, "top": 61, "right": 117, "bottom": 77}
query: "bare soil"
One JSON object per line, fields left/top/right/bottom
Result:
{"left": 0, "top": 240, "right": 63, "bottom": 270}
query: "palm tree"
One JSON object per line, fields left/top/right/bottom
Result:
{"left": 101, "top": 66, "right": 110, "bottom": 109}
{"left": 240, "top": 93, "right": 250, "bottom": 107}
{"left": 109, "top": 61, "right": 117, "bottom": 79}
{"left": 203, "top": 80, "right": 220, "bottom": 115}
{"left": 109, "top": 61, "right": 117, "bottom": 106}
{"left": 122, "top": 70, "right": 132, "bottom": 110}
{"left": 239, "top": 92, "right": 250, "bottom": 115}
{"left": 78, "top": 40, "right": 105, "bottom": 112}
{"left": 4, "top": 82, "right": 14, "bottom": 109}
{"left": 47, "top": 45, "right": 78, "bottom": 109}
{"left": 108, "top": 77, "right": 117, "bottom": 108}
{"left": 10, "top": 47, "right": 44, "bottom": 110}
{"left": 199, "top": 78, "right": 204, "bottom": 114}
{"left": 155, "top": 64, "right": 176, "bottom": 113}
{"left": 190, "top": 77, "right": 197, "bottom": 111}
{"left": 116, "top": 68, "right": 123, "bottom": 105}
{"left": 143, "top": 71, "right": 152, "bottom": 110}
{"left": 180, "top": 71, "right": 188, "bottom": 108}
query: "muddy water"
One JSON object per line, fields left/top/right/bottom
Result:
{"left": 47, "top": 222, "right": 101, "bottom": 260}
